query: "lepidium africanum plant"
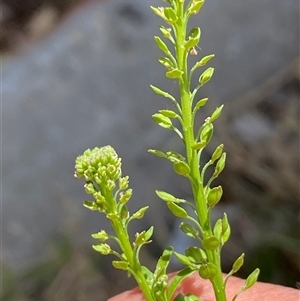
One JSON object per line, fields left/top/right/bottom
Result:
{"left": 74, "top": 0, "right": 260, "bottom": 300}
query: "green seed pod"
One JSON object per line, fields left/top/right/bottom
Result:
{"left": 232, "top": 253, "right": 245, "bottom": 273}
{"left": 83, "top": 200, "right": 98, "bottom": 211}
{"left": 84, "top": 182, "right": 95, "bottom": 194}
{"left": 180, "top": 222, "right": 199, "bottom": 238}
{"left": 154, "top": 36, "right": 171, "bottom": 55}
{"left": 119, "top": 176, "right": 129, "bottom": 190}
{"left": 214, "top": 152, "right": 226, "bottom": 177}
{"left": 213, "top": 218, "right": 222, "bottom": 240}
{"left": 112, "top": 260, "right": 129, "bottom": 270}
{"left": 167, "top": 202, "right": 188, "bottom": 218}
{"left": 188, "top": 0, "right": 205, "bottom": 15}
{"left": 199, "top": 67, "right": 214, "bottom": 85}
{"left": 150, "top": 6, "right": 164, "bottom": 18}
{"left": 184, "top": 27, "right": 201, "bottom": 51}
{"left": 185, "top": 246, "right": 207, "bottom": 263}
{"left": 207, "top": 185, "right": 223, "bottom": 207}
{"left": 152, "top": 113, "right": 173, "bottom": 129}
{"left": 158, "top": 57, "right": 174, "bottom": 70}
{"left": 173, "top": 161, "right": 190, "bottom": 177}
{"left": 243, "top": 268, "right": 260, "bottom": 291}
{"left": 163, "top": 7, "right": 178, "bottom": 24}
{"left": 159, "top": 25, "right": 172, "bottom": 38}
{"left": 197, "top": 54, "right": 215, "bottom": 67}
{"left": 194, "top": 98, "right": 208, "bottom": 111}
{"left": 202, "top": 236, "right": 220, "bottom": 251}
{"left": 210, "top": 105, "right": 224, "bottom": 122}
{"left": 158, "top": 109, "right": 177, "bottom": 118}
{"left": 199, "top": 262, "right": 218, "bottom": 279}
{"left": 221, "top": 213, "right": 231, "bottom": 244}
{"left": 92, "top": 243, "right": 111, "bottom": 255}
{"left": 200, "top": 123, "right": 214, "bottom": 144}
{"left": 166, "top": 68, "right": 184, "bottom": 79}
{"left": 119, "top": 188, "right": 133, "bottom": 204}
{"left": 211, "top": 144, "right": 224, "bottom": 163}
{"left": 132, "top": 206, "right": 149, "bottom": 219}
{"left": 91, "top": 230, "right": 109, "bottom": 242}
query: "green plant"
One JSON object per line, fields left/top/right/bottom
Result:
{"left": 74, "top": 0, "right": 260, "bottom": 300}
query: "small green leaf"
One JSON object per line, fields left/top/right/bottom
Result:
{"left": 132, "top": 206, "right": 149, "bottom": 219}
{"left": 166, "top": 68, "right": 184, "bottom": 79}
{"left": 173, "top": 251, "right": 194, "bottom": 266}
{"left": 207, "top": 185, "right": 223, "bottom": 207}
{"left": 154, "top": 36, "right": 171, "bottom": 55}
{"left": 210, "top": 105, "right": 224, "bottom": 122}
{"left": 199, "top": 67, "right": 214, "bottom": 85}
{"left": 180, "top": 222, "right": 199, "bottom": 238}
{"left": 243, "top": 268, "right": 260, "bottom": 290}
{"left": 167, "top": 202, "right": 188, "bottom": 218}
{"left": 202, "top": 236, "right": 220, "bottom": 251}
{"left": 112, "top": 260, "right": 129, "bottom": 270}
{"left": 174, "top": 161, "right": 190, "bottom": 177}
{"left": 198, "top": 262, "right": 218, "bottom": 279}
{"left": 185, "top": 246, "right": 207, "bottom": 264}
{"left": 152, "top": 113, "right": 173, "bottom": 129}
{"left": 158, "top": 109, "right": 178, "bottom": 118}
{"left": 232, "top": 253, "right": 245, "bottom": 273}
{"left": 211, "top": 144, "right": 224, "bottom": 163}
{"left": 200, "top": 123, "right": 214, "bottom": 144}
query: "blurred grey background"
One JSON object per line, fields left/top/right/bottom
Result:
{"left": 2, "top": 0, "right": 300, "bottom": 300}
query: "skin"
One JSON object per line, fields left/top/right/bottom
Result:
{"left": 108, "top": 272, "right": 299, "bottom": 301}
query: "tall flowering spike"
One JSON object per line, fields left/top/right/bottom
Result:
{"left": 75, "top": 146, "right": 122, "bottom": 187}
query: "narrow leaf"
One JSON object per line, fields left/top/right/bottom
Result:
{"left": 167, "top": 267, "right": 196, "bottom": 300}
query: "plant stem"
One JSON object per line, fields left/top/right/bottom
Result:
{"left": 175, "top": 3, "right": 227, "bottom": 301}
{"left": 108, "top": 195, "right": 154, "bottom": 301}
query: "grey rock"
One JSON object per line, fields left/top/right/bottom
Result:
{"left": 2, "top": 0, "right": 299, "bottom": 270}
